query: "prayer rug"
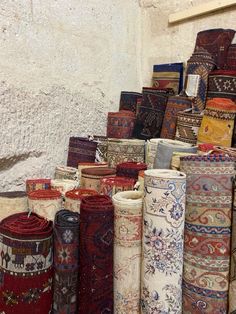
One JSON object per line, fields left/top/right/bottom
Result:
{"left": 180, "top": 155, "right": 234, "bottom": 314}
{"left": 119, "top": 91, "right": 142, "bottom": 113}
{"left": 78, "top": 195, "right": 114, "bottom": 314}
{"left": 207, "top": 70, "right": 236, "bottom": 100}
{"left": 141, "top": 169, "right": 186, "bottom": 313}
{"left": 53, "top": 210, "right": 79, "bottom": 314}
{"left": 0, "top": 212, "right": 53, "bottom": 313}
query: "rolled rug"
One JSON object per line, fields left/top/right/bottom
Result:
{"left": 78, "top": 162, "right": 108, "bottom": 178}
{"left": 107, "top": 110, "right": 136, "bottom": 139}
{"left": 78, "top": 195, "right": 114, "bottom": 314}
{"left": 153, "top": 139, "right": 197, "bottom": 169}
{"left": 107, "top": 139, "right": 145, "bottom": 168}
{"left": 53, "top": 210, "right": 80, "bottom": 314}
{"left": 64, "top": 188, "right": 98, "bottom": 213}
{"left": 80, "top": 167, "right": 116, "bottom": 192}
{"left": 141, "top": 169, "right": 186, "bottom": 314}
{"left": 197, "top": 98, "right": 236, "bottom": 147}
{"left": 0, "top": 191, "right": 28, "bottom": 221}
{"left": 113, "top": 191, "right": 143, "bottom": 313}
{"left": 180, "top": 155, "right": 234, "bottom": 313}
{"left": 28, "top": 189, "right": 62, "bottom": 221}
{"left": 54, "top": 165, "right": 78, "bottom": 180}
{"left": 229, "top": 183, "right": 236, "bottom": 313}
{"left": 0, "top": 212, "right": 53, "bottom": 313}
{"left": 67, "top": 137, "right": 97, "bottom": 168}
{"left": 51, "top": 179, "right": 79, "bottom": 197}
{"left": 119, "top": 91, "right": 142, "bottom": 114}
{"left": 116, "top": 162, "right": 147, "bottom": 180}
{"left": 100, "top": 176, "right": 135, "bottom": 197}
{"left": 26, "top": 178, "right": 51, "bottom": 193}
{"left": 160, "top": 96, "right": 192, "bottom": 139}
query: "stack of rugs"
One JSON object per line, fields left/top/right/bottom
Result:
{"left": 1, "top": 28, "right": 236, "bottom": 314}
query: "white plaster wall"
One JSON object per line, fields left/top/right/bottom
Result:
{"left": 0, "top": 0, "right": 142, "bottom": 191}
{"left": 141, "top": 0, "right": 236, "bottom": 86}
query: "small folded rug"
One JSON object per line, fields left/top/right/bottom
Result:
{"left": 53, "top": 210, "right": 80, "bottom": 314}
{"left": 152, "top": 63, "right": 184, "bottom": 94}
{"left": 100, "top": 176, "right": 135, "bottom": 197}
{"left": 119, "top": 91, "right": 142, "bottom": 114}
{"left": 116, "top": 162, "right": 147, "bottom": 180}
{"left": 67, "top": 137, "right": 97, "bottom": 168}
{"left": 113, "top": 191, "right": 143, "bottom": 313}
{"left": 78, "top": 195, "right": 114, "bottom": 314}
{"left": 107, "top": 110, "right": 136, "bottom": 139}
{"left": 0, "top": 212, "right": 53, "bottom": 313}
{"left": 0, "top": 191, "right": 28, "bottom": 221}
{"left": 180, "top": 155, "right": 234, "bottom": 314}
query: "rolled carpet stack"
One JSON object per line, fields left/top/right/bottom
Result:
{"left": 80, "top": 167, "right": 116, "bottom": 192}
{"left": 64, "top": 188, "right": 98, "bottom": 213}
{"left": 197, "top": 98, "right": 236, "bottom": 147}
{"left": 26, "top": 178, "right": 51, "bottom": 193}
{"left": 0, "top": 212, "right": 53, "bottom": 313}
{"left": 100, "top": 176, "right": 135, "bottom": 197}
{"left": 116, "top": 161, "right": 147, "bottom": 180}
{"left": 67, "top": 137, "right": 98, "bottom": 168}
{"left": 54, "top": 165, "right": 78, "bottom": 180}
{"left": 0, "top": 191, "right": 28, "bottom": 221}
{"left": 119, "top": 91, "right": 142, "bottom": 114}
{"left": 78, "top": 195, "right": 114, "bottom": 313}
{"left": 113, "top": 191, "right": 143, "bottom": 313}
{"left": 153, "top": 139, "right": 197, "bottom": 169}
{"left": 141, "top": 169, "right": 186, "bottom": 313}
{"left": 53, "top": 210, "right": 80, "bottom": 314}
{"left": 107, "top": 139, "right": 145, "bottom": 168}
{"left": 28, "top": 189, "right": 62, "bottom": 221}
{"left": 51, "top": 179, "right": 79, "bottom": 196}
{"left": 180, "top": 155, "right": 234, "bottom": 313}
{"left": 107, "top": 110, "right": 136, "bottom": 139}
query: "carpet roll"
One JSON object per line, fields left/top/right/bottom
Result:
{"left": 141, "top": 169, "right": 186, "bottom": 313}
{"left": 116, "top": 162, "right": 147, "bottom": 180}
{"left": 100, "top": 176, "right": 135, "bottom": 197}
{"left": 53, "top": 210, "right": 80, "bottom": 314}
{"left": 64, "top": 188, "right": 98, "bottom": 213}
{"left": 26, "top": 178, "right": 51, "bottom": 193}
{"left": 51, "top": 179, "right": 79, "bottom": 196}
{"left": 113, "top": 191, "right": 143, "bottom": 313}
{"left": 0, "top": 212, "right": 53, "bottom": 313}
{"left": 180, "top": 155, "right": 234, "bottom": 313}
{"left": 54, "top": 165, "right": 78, "bottom": 180}
{"left": 78, "top": 195, "right": 114, "bottom": 314}
{"left": 80, "top": 167, "right": 116, "bottom": 192}
{"left": 0, "top": 191, "right": 28, "bottom": 221}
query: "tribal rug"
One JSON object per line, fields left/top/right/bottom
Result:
{"left": 107, "top": 110, "right": 136, "bottom": 139}
{"left": 119, "top": 91, "right": 142, "bottom": 114}
{"left": 207, "top": 70, "right": 236, "bottom": 101}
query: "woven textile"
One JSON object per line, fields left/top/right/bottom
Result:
{"left": 53, "top": 210, "right": 79, "bottom": 314}
{"left": 229, "top": 185, "right": 236, "bottom": 313}
{"left": 194, "top": 28, "right": 235, "bottom": 69}
{"left": 51, "top": 179, "right": 79, "bottom": 196}
{"left": 160, "top": 96, "right": 192, "bottom": 139}
{"left": 80, "top": 167, "right": 116, "bottom": 192}
{"left": 180, "top": 155, "right": 234, "bottom": 314}
{"left": 116, "top": 162, "right": 147, "bottom": 180}
{"left": 113, "top": 191, "right": 143, "bottom": 313}
{"left": 141, "top": 169, "right": 186, "bottom": 313}
{"left": 0, "top": 212, "right": 53, "bottom": 313}
{"left": 100, "top": 176, "right": 135, "bottom": 197}
{"left": 198, "top": 98, "right": 236, "bottom": 147}
{"left": 26, "top": 178, "right": 51, "bottom": 193}
{"left": 175, "top": 109, "right": 203, "bottom": 145}
{"left": 67, "top": 137, "right": 97, "bottom": 168}
{"left": 119, "top": 91, "right": 142, "bottom": 113}
{"left": 28, "top": 189, "right": 62, "bottom": 221}
{"left": 0, "top": 191, "right": 27, "bottom": 221}
{"left": 133, "top": 88, "right": 168, "bottom": 139}
{"left": 186, "top": 50, "right": 216, "bottom": 112}
{"left": 152, "top": 63, "right": 184, "bottom": 94}
{"left": 93, "top": 135, "right": 108, "bottom": 162}
{"left": 227, "top": 44, "right": 236, "bottom": 70}
{"left": 78, "top": 162, "right": 108, "bottom": 178}
{"left": 207, "top": 70, "right": 236, "bottom": 100}
{"left": 153, "top": 139, "right": 197, "bottom": 169}
{"left": 107, "top": 139, "right": 145, "bottom": 168}
{"left": 107, "top": 110, "right": 136, "bottom": 139}
{"left": 78, "top": 195, "right": 114, "bottom": 314}
{"left": 64, "top": 188, "right": 98, "bottom": 213}
{"left": 54, "top": 165, "right": 78, "bottom": 180}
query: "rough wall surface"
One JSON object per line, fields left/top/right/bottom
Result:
{"left": 141, "top": 0, "right": 236, "bottom": 85}
{"left": 0, "top": 0, "right": 142, "bottom": 191}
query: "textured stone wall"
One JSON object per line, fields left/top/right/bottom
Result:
{"left": 141, "top": 0, "right": 236, "bottom": 85}
{"left": 0, "top": 0, "right": 142, "bottom": 191}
